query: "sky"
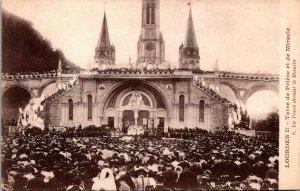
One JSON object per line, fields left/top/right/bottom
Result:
{"left": 3, "top": 0, "right": 280, "bottom": 73}
{"left": 246, "top": 91, "right": 279, "bottom": 117}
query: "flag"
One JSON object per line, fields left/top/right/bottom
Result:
{"left": 187, "top": 0, "right": 191, "bottom": 6}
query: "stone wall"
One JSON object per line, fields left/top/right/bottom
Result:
{"left": 44, "top": 100, "right": 61, "bottom": 127}
{"left": 45, "top": 77, "right": 229, "bottom": 130}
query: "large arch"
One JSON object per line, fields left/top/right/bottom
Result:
{"left": 245, "top": 90, "right": 279, "bottom": 132}
{"left": 242, "top": 83, "right": 279, "bottom": 104}
{"left": 101, "top": 80, "right": 171, "bottom": 117}
{"left": 39, "top": 80, "right": 57, "bottom": 97}
{"left": 40, "top": 82, "right": 58, "bottom": 98}
{"left": 2, "top": 86, "right": 31, "bottom": 125}
{"left": 219, "top": 81, "right": 241, "bottom": 102}
{"left": 2, "top": 83, "right": 31, "bottom": 97}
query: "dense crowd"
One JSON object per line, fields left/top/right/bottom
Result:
{"left": 1, "top": 128, "right": 278, "bottom": 190}
{"left": 194, "top": 80, "right": 230, "bottom": 105}
{"left": 89, "top": 67, "right": 208, "bottom": 73}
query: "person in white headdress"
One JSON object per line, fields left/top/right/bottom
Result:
{"left": 92, "top": 168, "right": 117, "bottom": 191}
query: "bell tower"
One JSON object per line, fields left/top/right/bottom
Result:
{"left": 137, "top": 0, "right": 165, "bottom": 67}
{"left": 94, "top": 12, "right": 116, "bottom": 68}
{"left": 179, "top": 5, "right": 200, "bottom": 70}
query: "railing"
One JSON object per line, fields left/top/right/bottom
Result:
{"left": 218, "top": 71, "right": 279, "bottom": 81}
{"left": 87, "top": 68, "right": 175, "bottom": 75}
{"left": 42, "top": 81, "right": 79, "bottom": 105}
{"left": 193, "top": 80, "right": 231, "bottom": 106}
{"left": 2, "top": 72, "right": 58, "bottom": 80}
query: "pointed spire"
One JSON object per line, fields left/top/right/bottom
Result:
{"left": 97, "top": 12, "right": 110, "bottom": 47}
{"left": 184, "top": 6, "right": 198, "bottom": 48}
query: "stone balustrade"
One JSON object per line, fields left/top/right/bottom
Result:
{"left": 2, "top": 72, "right": 57, "bottom": 80}
{"left": 193, "top": 80, "right": 231, "bottom": 106}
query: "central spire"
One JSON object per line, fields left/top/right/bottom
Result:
{"left": 184, "top": 6, "right": 198, "bottom": 48}
{"left": 137, "top": 0, "right": 165, "bottom": 67}
{"left": 98, "top": 12, "right": 110, "bottom": 47}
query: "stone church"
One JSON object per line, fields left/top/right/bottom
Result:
{"left": 44, "top": 0, "right": 230, "bottom": 131}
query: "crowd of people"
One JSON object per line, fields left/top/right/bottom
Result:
{"left": 89, "top": 67, "right": 208, "bottom": 73}
{"left": 194, "top": 79, "right": 230, "bottom": 105}
{"left": 1, "top": 126, "right": 279, "bottom": 190}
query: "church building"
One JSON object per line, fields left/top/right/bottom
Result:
{"left": 137, "top": 0, "right": 165, "bottom": 67}
{"left": 44, "top": 0, "right": 230, "bottom": 131}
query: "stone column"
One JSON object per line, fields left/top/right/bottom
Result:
{"left": 154, "top": 110, "right": 159, "bottom": 128}
{"left": 134, "top": 109, "right": 139, "bottom": 127}
{"left": 206, "top": 104, "right": 211, "bottom": 130}
{"left": 118, "top": 111, "right": 123, "bottom": 130}
{"left": 148, "top": 111, "right": 154, "bottom": 129}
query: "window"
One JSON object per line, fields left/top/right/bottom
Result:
{"left": 68, "top": 99, "right": 73, "bottom": 120}
{"left": 199, "top": 100, "right": 205, "bottom": 122}
{"left": 146, "top": 3, "right": 150, "bottom": 24}
{"left": 179, "top": 95, "right": 185, "bottom": 122}
{"left": 87, "top": 94, "right": 93, "bottom": 120}
{"left": 151, "top": 3, "right": 155, "bottom": 24}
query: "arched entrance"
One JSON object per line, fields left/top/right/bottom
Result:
{"left": 2, "top": 86, "right": 31, "bottom": 126}
{"left": 120, "top": 91, "right": 154, "bottom": 132}
{"left": 123, "top": 110, "right": 135, "bottom": 129}
{"left": 101, "top": 80, "right": 170, "bottom": 131}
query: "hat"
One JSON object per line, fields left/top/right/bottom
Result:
{"left": 72, "top": 176, "right": 82, "bottom": 186}
{"left": 8, "top": 171, "right": 18, "bottom": 176}
{"left": 204, "top": 170, "right": 211, "bottom": 175}
{"left": 201, "top": 175, "right": 209, "bottom": 180}
{"left": 12, "top": 149, "right": 18, "bottom": 153}
{"left": 175, "top": 166, "right": 183, "bottom": 173}
{"left": 156, "top": 172, "right": 164, "bottom": 183}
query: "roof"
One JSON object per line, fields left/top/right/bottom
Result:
{"left": 97, "top": 12, "right": 111, "bottom": 48}
{"left": 184, "top": 7, "right": 198, "bottom": 48}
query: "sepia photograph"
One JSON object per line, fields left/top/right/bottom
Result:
{"left": 1, "top": 0, "right": 299, "bottom": 190}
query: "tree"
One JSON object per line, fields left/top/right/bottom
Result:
{"left": 266, "top": 111, "right": 279, "bottom": 132}
{"left": 2, "top": 11, "right": 80, "bottom": 74}
{"left": 252, "top": 111, "right": 279, "bottom": 132}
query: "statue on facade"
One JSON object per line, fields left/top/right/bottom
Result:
{"left": 129, "top": 91, "right": 144, "bottom": 108}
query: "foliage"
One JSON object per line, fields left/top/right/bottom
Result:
{"left": 2, "top": 11, "right": 80, "bottom": 74}
{"left": 252, "top": 111, "right": 279, "bottom": 132}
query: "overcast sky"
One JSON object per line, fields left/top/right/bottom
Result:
{"left": 3, "top": 0, "right": 279, "bottom": 73}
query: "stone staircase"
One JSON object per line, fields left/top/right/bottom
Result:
{"left": 42, "top": 81, "right": 79, "bottom": 105}
{"left": 193, "top": 80, "right": 231, "bottom": 106}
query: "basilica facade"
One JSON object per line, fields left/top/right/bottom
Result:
{"left": 44, "top": 0, "right": 230, "bottom": 131}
